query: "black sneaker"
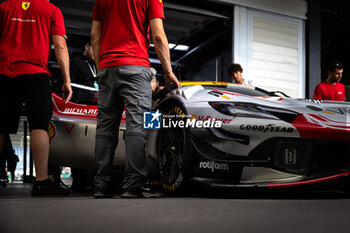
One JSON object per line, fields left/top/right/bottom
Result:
{"left": 121, "top": 185, "right": 164, "bottom": 198}
{"left": 0, "top": 179, "right": 6, "bottom": 188}
{"left": 93, "top": 187, "right": 113, "bottom": 198}
{"left": 31, "top": 178, "right": 70, "bottom": 196}
{"left": 147, "top": 180, "right": 165, "bottom": 197}
{"left": 121, "top": 186, "right": 150, "bottom": 198}
{"left": 0, "top": 174, "right": 7, "bottom": 187}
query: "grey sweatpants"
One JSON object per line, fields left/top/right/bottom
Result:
{"left": 94, "top": 65, "right": 152, "bottom": 190}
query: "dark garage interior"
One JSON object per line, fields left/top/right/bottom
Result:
{"left": 1, "top": 1, "right": 350, "bottom": 233}
{"left": 45, "top": 0, "right": 350, "bottom": 86}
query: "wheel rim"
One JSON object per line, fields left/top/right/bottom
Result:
{"left": 158, "top": 126, "right": 185, "bottom": 184}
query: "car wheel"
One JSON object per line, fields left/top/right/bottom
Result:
{"left": 157, "top": 103, "right": 193, "bottom": 192}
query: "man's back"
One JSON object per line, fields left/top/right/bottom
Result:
{"left": 92, "top": 0, "right": 164, "bottom": 69}
{"left": 0, "top": 0, "right": 66, "bottom": 77}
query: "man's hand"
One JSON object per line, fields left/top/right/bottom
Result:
{"left": 164, "top": 72, "right": 181, "bottom": 88}
{"left": 61, "top": 82, "right": 73, "bottom": 104}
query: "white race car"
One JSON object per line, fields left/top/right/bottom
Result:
{"left": 48, "top": 81, "right": 350, "bottom": 192}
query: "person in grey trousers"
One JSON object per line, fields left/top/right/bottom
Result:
{"left": 91, "top": 0, "right": 181, "bottom": 198}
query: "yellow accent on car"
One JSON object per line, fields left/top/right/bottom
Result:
{"left": 181, "top": 81, "right": 231, "bottom": 86}
{"left": 322, "top": 111, "right": 335, "bottom": 115}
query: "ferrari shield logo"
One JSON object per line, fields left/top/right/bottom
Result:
{"left": 22, "top": 2, "right": 31, "bottom": 10}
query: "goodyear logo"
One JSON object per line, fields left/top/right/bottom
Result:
{"left": 22, "top": 2, "right": 31, "bottom": 10}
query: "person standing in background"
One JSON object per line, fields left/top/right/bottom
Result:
{"left": 227, "top": 63, "right": 253, "bottom": 86}
{"left": 70, "top": 41, "right": 98, "bottom": 104}
{"left": 313, "top": 60, "right": 346, "bottom": 101}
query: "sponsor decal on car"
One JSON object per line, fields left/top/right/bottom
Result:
{"left": 195, "top": 115, "right": 233, "bottom": 124}
{"left": 64, "top": 123, "right": 76, "bottom": 135}
{"left": 283, "top": 148, "right": 297, "bottom": 165}
{"left": 239, "top": 124, "right": 294, "bottom": 133}
{"left": 199, "top": 161, "right": 229, "bottom": 172}
{"left": 63, "top": 108, "right": 98, "bottom": 115}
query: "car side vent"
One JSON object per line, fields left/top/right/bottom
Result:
{"left": 259, "top": 106, "right": 299, "bottom": 123}
{"left": 266, "top": 111, "right": 299, "bottom": 123}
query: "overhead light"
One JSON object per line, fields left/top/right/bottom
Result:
{"left": 174, "top": 44, "right": 190, "bottom": 51}
{"left": 168, "top": 43, "right": 176, "bottom": 49}
{"left": 150, "top": 43, "right": 189, "bottom": 51}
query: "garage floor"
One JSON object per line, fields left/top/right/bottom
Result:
{"left": 1, "top": 183, "right": 350, "bottom": 233}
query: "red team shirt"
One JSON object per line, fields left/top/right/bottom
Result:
{"left": 313, "top": 82, "right": 346, "bottom": 101}
{"left": 92, "top": 0, "right": 165, "bottom": 70}
{"left": 0, "top": 0, "right": 66, "bottom": 77}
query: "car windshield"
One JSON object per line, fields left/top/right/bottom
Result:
{"left": 185, "top": 83, "right": 277, "bottom": 97}
{"left": 210, "top": 85, "right": 274, "bottom": 97}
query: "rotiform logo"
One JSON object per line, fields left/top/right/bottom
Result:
{"left": 199, "top": 161, "right": 229, "bottom": 172}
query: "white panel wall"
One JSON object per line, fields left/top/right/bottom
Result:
{"left": 211, "top": 0, "right": 307, "bottom": 19}
{"left": 250, "top": 13, "right": 304, "bottom": 97}
{"left": 234, "top": 6, "right": 305, "bottom": 98}
{"left": 233, "top": 7, "right": 249, "bottom": 74}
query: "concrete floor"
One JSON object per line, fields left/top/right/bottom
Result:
{"left": 1, "top": 183, "right": 350, "bottom": 233}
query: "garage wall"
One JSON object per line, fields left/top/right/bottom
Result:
{"left": 211, "top": 0, "right": 307, "bottom": 19}
{"left": 249, "top": 12, "right": 304, "bottom": 97}
{"left": 234, "top": 6, "right": 305, "bottom": 98}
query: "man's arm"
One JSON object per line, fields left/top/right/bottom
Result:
{"left": 91, "top": 20, "right": 102, "bottom": 70}
{"left": 52, "top": 35, "right": 72, "bottom": 103}
{"left": 150, "top": 18, "right": 181, "bottom": 88}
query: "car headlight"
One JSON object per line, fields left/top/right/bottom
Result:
{"left": 209, "top": 102, "right": 300, "bottom": 122}
{"left": 209, "top": 102, "right": 279, "bottom": 120}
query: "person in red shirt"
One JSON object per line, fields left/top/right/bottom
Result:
{"left": 91, "top": 0, "right": 181, "bottom": 198}
{"left": 313, "top": 61, "right": 346, "bottom": 101}
{"left": 0, "top": 0, "right": 72, "bottom": 195}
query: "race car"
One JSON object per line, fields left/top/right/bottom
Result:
{"left": 48, "top": 81, "right": 350, "bottom": 192}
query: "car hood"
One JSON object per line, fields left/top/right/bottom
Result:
{"left": 170, "top": 85, "right": 350, "bottom": 113}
